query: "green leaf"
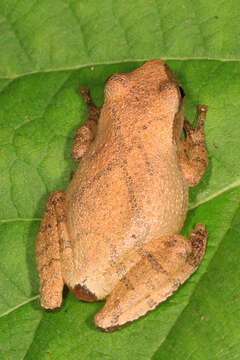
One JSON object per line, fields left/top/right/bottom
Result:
{"left": 0, "top": 1, "right": 240, "bottom": 359}
{"left": 1, "top": 0, "right": 240, "bottom": 78}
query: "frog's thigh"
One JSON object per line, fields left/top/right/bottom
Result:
{"left": 178, "top": 105, "right": 208, "bottom": 186}
{"left": 95, "top": 223, "right": 207, "bottom": 331}
{"left": 36, "top": 191, "right": 65, "bottom": 309}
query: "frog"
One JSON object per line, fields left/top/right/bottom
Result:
{"left": 36, "top": 59, "right": 208, "bottom": 331}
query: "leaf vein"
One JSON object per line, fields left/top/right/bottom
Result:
{"left": 1, "top": 58, "right": 240, "bottom": 80}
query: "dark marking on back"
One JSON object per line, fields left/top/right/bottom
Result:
{"left": 121, "top": 163, "right": 149, "bottom": 244}
{"left": 137, "top": 247, "right": 148, "bottom": 258}
{"left": 108, "top": 243, "right": 118, "bottom": 265}
{"left": 116, "top": 263, "right": 127, "bottom": 277}
{"left": 120, "top": 276, "right": 135, "bottom": 290}
{"left": 132, "top": 136, "right": 154, "bottom": 175}
{"left": 75, "top": 158, "right": 117, "bottom": 201}
{"left": 122, "top": 165, "right": 140, "bottom": 216}
{"left": 163, "top": 237, "right": 177, "bottom": 247}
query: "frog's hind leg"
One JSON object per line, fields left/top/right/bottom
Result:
{"left": 72, "top": 87, "right": 101, "bottom": 161}
{"left": 37, "top": 190, "right": 97, "bottom": 309}
{"left": 95, "top": 223, "right": 207, "bottom": 331}
{"left": 178, "top": 105, "right": 208, "bottom": 186}
{"left": 36, "top": 190, "right": 79, "bottom": 309}
{"left": 36, "top": 191, "right": 66, "bottom": 309}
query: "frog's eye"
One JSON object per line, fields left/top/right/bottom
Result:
{"left": 105, "top": 73, "right": 128, "bottom": 86}
{"left": 104, "top": 73, "right": 128, "bottom": 97}
{"left": 179, "top": 86, "right": 185, "bottom": 98}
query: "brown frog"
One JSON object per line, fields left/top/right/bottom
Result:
{"left": 36, "top": 59, "right": 208, "bottom": 331}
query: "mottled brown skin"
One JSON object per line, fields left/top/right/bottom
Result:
{"left": 36, "top": 59, "right": 208, "bottom": 331}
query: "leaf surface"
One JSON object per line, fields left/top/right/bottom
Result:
{"left": 0, "top": 1, "right": 240, "bottom": 359}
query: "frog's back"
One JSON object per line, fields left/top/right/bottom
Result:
{"left": 65, "top": 128, "right": 188, "bottom": 282}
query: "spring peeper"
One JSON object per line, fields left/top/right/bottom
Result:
{"left": 36, "top": 59, "right": 208, "bottom": 331}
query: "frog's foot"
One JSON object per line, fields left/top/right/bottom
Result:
{"left": 36, "top": 191, "right": 65, "bottom": 309}
{"left": 72, "top": 87, "right": 101, "bottom": 161}
{"left": 95, "top": 224, "right": 208, "bottom": 331}
{"left": 178, "top": 105, "right": 208, "bottom": 187}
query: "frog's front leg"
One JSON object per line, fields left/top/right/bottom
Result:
{"left": 178, "top": 105, "right": 208, "bottom": 186}
{"left": 95, "top": 223, "right": 207, "bottom": 331}
{"left": 72, "top": 87, "right": 101, "bottom": 161}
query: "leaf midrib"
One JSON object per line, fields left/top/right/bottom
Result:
{"left": 1, "top": 57, "right": 240, "bottom": 81}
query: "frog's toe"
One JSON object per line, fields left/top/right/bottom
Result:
{"left": 187, "top": 222, "right": 208, "bottom": 268}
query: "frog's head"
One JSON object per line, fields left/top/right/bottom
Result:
{"left": 104, "top": 59, "right": 185, "bottom": 124}
{"left": 135, "top": 59, "right": 185, "bottom": 114}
